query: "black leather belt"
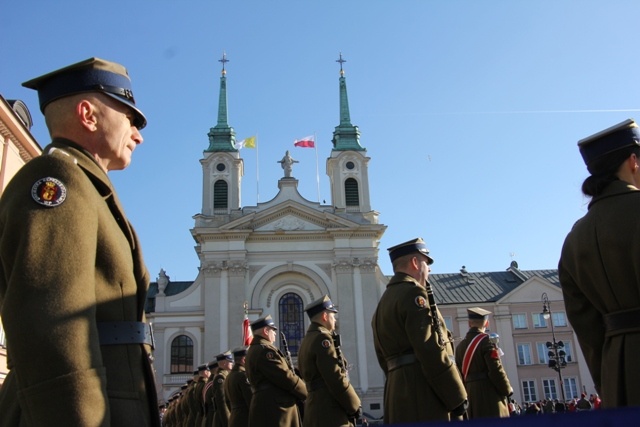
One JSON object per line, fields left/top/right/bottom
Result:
{"left": 251, "top": 383, "right": 274, "bottom": 394}
{"left": 604, "top": 308, "right": 640, "bottom": 336}
{"left": 306, "top": 379, "right": 327, "bottom": 392}
{"left": 97, "top": 321, "right": 155, "bottom": 349}
{"left": 465, "top": 372, "right": 488, "bottom": 382}
{"left": 387, "top": 353, "right": 417, "bottom": 371}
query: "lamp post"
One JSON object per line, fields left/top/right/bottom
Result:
{"left": 541, "top": 292, "right": 566, "bottom": 403}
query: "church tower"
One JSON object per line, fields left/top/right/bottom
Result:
{"left": 200, "top": 52, "right": 243, "bottom": 215}
{"left": 326, "top": 53, "right": 373, "bottom": 216}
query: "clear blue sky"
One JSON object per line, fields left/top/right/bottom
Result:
{"left": 4, "top": 0, "right": 640, "bottom": 282}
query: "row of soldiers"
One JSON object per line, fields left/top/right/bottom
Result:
{"left": 161, "top": 295, "right": 361, "bottom": 427}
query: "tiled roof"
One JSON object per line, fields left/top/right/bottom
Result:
{"left": 386, "top": 265, "right": 560, "bottom": 305}
{"left": 145, "top": 281, "right": 194, "bottom": 313}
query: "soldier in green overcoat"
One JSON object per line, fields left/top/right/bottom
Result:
{"left": 213, "top": 352, "right": 234, "bottom": 427}
{"left": 560, "top": 118, "right": 640, "bottom": 407}
{"left": 0, "top": 57, "right": 159, "bottom": 426}
{"left": 224, "top": 347, "right": 252, "bottom": 427}
{"left": 245, "top": 315, "right": 307, "bottom": 427}
{"left": 455, "top": 308, "right": 512, "bottom": 419}
{"left": 372, "top": 238, "right": 467, "bottom": 424}
{"left": 203, "top": 361, "right": 219, "bottom": 427}
{"left": 298, "top": 295, "right": 361, "bottom": 427}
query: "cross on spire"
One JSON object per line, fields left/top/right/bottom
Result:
{"left": 336, "top": 52, "right": 346, "bottom": 76}
{"left": 219, "top": 51, "right": 229, "bottom": 75}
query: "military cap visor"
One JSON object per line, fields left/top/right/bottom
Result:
{"left": 305, "top": 295, "right": 339, "bottom": 319}
{"left": 232, "top": 346, "right": 248, "bottom": 357}
{"left": 467, "top": 307, "right": 491, "bottom": 320}
{"left": 215, "top": 352, "right": 233, "bottom": 362}
{"left": 578, "top": 118, "right": 640, "bottom": 166}
{"left": 22, "top": 57, "right": 147, "bottom": 129}
{"left": 250, "top": 315, "right": 277, "bottom": 332}
{"left": 388, "top": 238, "right": 434, "bottom": 265}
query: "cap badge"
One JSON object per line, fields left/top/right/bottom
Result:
{"left": 322, "top": 339, "right": 332, "bottom": 349}
{"left": 31, "top": 177, "right": 67, "bottom": 207}
{"left": 415, "top": 296, "right": 427, "bottom": 308}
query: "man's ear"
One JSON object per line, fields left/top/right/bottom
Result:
{"left": 77, "top": 99, "right": 98, "bottom": 131}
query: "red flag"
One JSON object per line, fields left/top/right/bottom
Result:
{"left": 242, "top": 302, "right": 253, "bottom": 345}
{"left": 294, "top": 135, "right": 315, "bottom": 148}
{"left": 242, "top": 317, "right": 253, "bottom": 345}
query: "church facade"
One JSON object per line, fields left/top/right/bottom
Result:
{"left": 146, "top": 56, "right": 388, "bottom": 412}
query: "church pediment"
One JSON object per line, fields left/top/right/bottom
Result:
{"left": 219, "top": 201, "right": 361, "bottom": 232}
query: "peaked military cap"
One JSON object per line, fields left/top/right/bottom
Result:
{"left": 305, "top": 295, "right": 338, "bottom": 319}
{"left": 207, "top": 360, "right": 219, "bottom": 369}
{"left": 193, "top": 369, "right": 200, "bottom": 375}
{"left": 250, "top": 314, "right": 277, "bottom": 332}
{"left": 467, "top": 307, "right": 491, "bottom": 320}
{"left": 578, "top": 118, "right": 640, "bottom": 167}
{"left": 388, "top": 237, "right": 434, "bottom": 265}
{"left": 215, "top": 351, "right": 233, "bottom": 362}
{"left": 22, "top": 57, "right": 147, "bottom": 129}
{"left": 232, "top": 346, "right": 248, "bottom": 358}
{"left": 197, "top": 364, "right": 209, "bottom": 372}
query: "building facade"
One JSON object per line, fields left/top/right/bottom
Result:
{"left": 0, "top": 94, "right": 42, "bottom": 384}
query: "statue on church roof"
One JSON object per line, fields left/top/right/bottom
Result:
{"left": 278, "top": 150, "right": 298, "bottom": 178}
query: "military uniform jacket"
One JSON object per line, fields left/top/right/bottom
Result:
{"left": 454, "top": 328, "right": 511, "bottom": 418}
{"left": 246, "top": 335, "right": 307, "bottom": 427}
{"left": 203, "top": 374, "right": 217, "bottom": 427}
{"left": 213, "top": 370, "right": 231, "bottom": 427}
{"left": 298, "top": 322, "right": 360, "bottom": 427}
{"left": 371, "top": 273, "right": 466, "bottom": 424}
{"left": 559, "top": 180, "right": 640, "bottom": 407}
{"left": 224, "top": 364, "right": 252, "bottom": 427}
{"left": 194, "top": 377, "right": 208, "bottom": 427}
{"left": 0, "top": 138, "right": 159, "bottom": 427}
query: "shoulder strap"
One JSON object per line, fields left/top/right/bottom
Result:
{"left": 461, "top": 333, "right": 488, "bottom": 381}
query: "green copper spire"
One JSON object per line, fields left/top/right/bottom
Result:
{"left": 332, "top": 53, "right": 364, "bottom": 151}
{"left": 206, "top": 52, "right": 237, "bottom": 152}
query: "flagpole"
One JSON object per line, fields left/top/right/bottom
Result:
{"left": 256, "top": 134, "right": 260, "bottom": 203}
{"left": 314, "top": 132, "right": 320, "bottom": 203}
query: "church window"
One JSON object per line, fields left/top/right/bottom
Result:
{"left": 216, "top": 163, "right": 226, "bottom": 172}
{"left": 214, "top": 180, "right": 228, "bottom": 209}
{"left": 170, "top": 335, "right": 193, "bottom": 374}
{"left": 345, "top": 178, "right": 359, "bottom": 206}
{"left": 278, "top": 293, "right": 304, "bottom": 356}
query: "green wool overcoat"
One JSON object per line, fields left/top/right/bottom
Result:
{"left": 224, "top": 364, "right": 252, "bottom": 427}
{"left": 372, "top": 273, "right": 467, "bottom": 424}
{"left": 559, "top": 180, "right": 640, "bottom": 408}
{"left": 454, "top": 328, "right": 512, "bottom": 418}
{"left": 213, "top": 369, "right": 231, "bottom": 427}
{"left": 245, "top": 335, "right": 307, "bottom": 427}
{"left": 0, "top": 138, "right": 159, "bottom": 427}
{"left": 297, "top": 322, "right": 361, "bottom": 427}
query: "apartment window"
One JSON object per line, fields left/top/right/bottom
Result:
{"left": 512, "top": 313, "right": 527, "bottom": 329}
{"left": 536, "top": 342, "right": 549, "bottom": 364}
{"left": 564, "top": 377, "right": 579, "bottom": 399}
{"left": 517, "top": 343, "right": 532, "bottom": 365}
{"left": 170, "top": 335, "right": 194, "bottom": 374}
{"left": 532, "top": 313, "right": 547, "bottom": 328}
{"left": 564, "top": 340, "right": 574, "bottom": 363}
{"left": 542, "top": 378, "right": 558, "bottom": 400}
{"left": 443, "top": 316, "right": 453, "bottom": 332}
{"left": 552, "top": 312, "right": 568, "bottom": 327}
{"left": 522, "top": 380, "right": 537, "bottom": 402}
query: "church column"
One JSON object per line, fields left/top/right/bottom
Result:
{"left": 219, "top": 262, "right": 230, "bottom": 351}
{"left": 352, "top": 258, "right": 369, "bottom": 393}
{"left": 333, "top": 258, "right": 360, "bottom": 389}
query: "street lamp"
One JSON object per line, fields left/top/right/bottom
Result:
{"left": 541, "top": 292, "right": 566, "bottom": 403}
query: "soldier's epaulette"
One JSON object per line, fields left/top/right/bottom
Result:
{"left": 45, "top": 147, "right": 78, "bottom": 165}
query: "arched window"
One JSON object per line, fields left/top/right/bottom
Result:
{"left": 345, "top": 178, "right": 359, "bottom": 206}
{"left": 170, "top": 335, "right": 193, "bottom": 374}
{"left": 278, "top": 293, "right": 304, "bottom": 357}
{"left": 214, "top": 180, "right": 228, "bottom": 209}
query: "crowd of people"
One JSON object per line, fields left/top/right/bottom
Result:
{"left": 511, "top": 393, "right": 602, "bottom": 416}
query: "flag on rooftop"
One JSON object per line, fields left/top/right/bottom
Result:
{"left": 237, "top": 136, "right": 256, "bottom": 149}
{"left": 293, "top": 135, "right": 315, "bottom": 148}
